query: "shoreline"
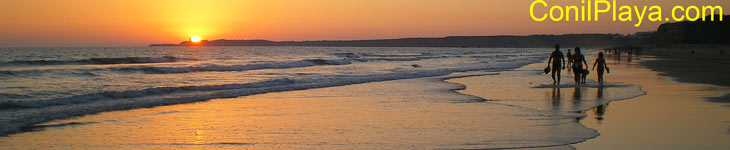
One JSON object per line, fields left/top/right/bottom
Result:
{"left": 640, "top": 54, "right": 730, "bottom": 87}
{"left": 0, "top": 68, "right": 597, "bottom": 149}
{"left": 1, "top": 49, "right": 728, "bottom": 149}
{"left": 3, "top": 54, "right": 598, "bottom": 149}
{"left": 449, "top": 51, "right": 730, "bottom": 149}
{"left": 447, "top": 52, "right": 646, "bottom": 149}
{"left": 639, "top": 52, "right": 730, "bottom": 104}
{"left": 573, "top": 53, "right": 730, "bottom": 149}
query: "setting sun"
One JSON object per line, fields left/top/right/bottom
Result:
{"left": 190, "top": 36, "right": 201, "bottom": 42}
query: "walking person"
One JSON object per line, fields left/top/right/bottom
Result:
{"left": 566, "top": 49, "right": 573, "bottom": 70}
{"left": 547, "top": 44, "right": 566, "bottom": 86}
{"left": 572, "top": 47, "right": 588, "bottom": 85}
{"left": 592, "top": 52, "right": 610, "bottom": 84}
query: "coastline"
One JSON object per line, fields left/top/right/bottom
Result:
{"left": 447, "top": 52, "right": 647, "bottom": 149}
{"left": 575, "top": 54, "right": 730, "bottom": 149}
{"left": 639, "top": 51, "right": 730, "bottom": 104}
{"left": 450, "top": 52, "right": 730, "bottom": 149}
{"left": 640, "top": 53, "right": 730, "bottom": 87}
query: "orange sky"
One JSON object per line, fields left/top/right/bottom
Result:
{"left": 0, "top": 0, "right": 727, "bottom": 46}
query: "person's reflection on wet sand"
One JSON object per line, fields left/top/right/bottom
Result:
{"left": 597, "top": 85, "right": 604, "bottom": 99}
{"left": 594, "top": 104, "right": 609, "bottom": 121}
{"left": 595, "top": 86, "right": 608, "bottom": 121}
{"left": 571, "top": 87, "right": 584, "bottom": 116}
{"left": 573, "top": 87, "right": 582, "bottom": 101}
{"left": 552, "top": 87, "right": 561, "bottom": 106}
{"left": 627, "top": 53, "right": 633, "bottom": 62}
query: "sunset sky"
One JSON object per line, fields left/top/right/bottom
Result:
{"left": 1, "top": 0, "right": 728, "bottom": 46}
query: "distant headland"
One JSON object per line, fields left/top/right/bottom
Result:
{"left": 149, "top": 34, "right": 638, "bottom": 48}
{"left": 150, "top": 15, "right": 728, "bottom": 48}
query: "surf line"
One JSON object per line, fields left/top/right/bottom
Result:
{"left": 529, "top": 0, "right": 724, "bottom": 27}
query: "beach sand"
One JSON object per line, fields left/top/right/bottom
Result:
{"left": 571, "top": 54, "right": 730, "bottom": 149}
{"left": 641, "top": 48, "right": 730, "bottom": 87}
{"left": 451, "top": 52, "right": 730, "bottom": 149}
{"left": 640, "top": 47, "right": 730, "bottom": 104}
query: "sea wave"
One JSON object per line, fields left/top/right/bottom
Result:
{"left": 332, "top": 52, "right": 449, "bottom": 62}
{"left": 0, "top": 59, "right": 349, "bottom": 77}
{"left": 113, "top": 59, "right": 351, "bottom": 74}
{"left": 0, "top": 68, "right": 102, "bottom": 78}
{"left": 0, "top": 93, "right": 31, "bottom": 99}
{"left": 0, "top": 78, "right": 299, "bottom": 108}
{"left": 0, "top": 56, "right": 190, "bottom": 66}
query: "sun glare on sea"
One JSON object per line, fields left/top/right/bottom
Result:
{"left": 190, "top": 36, "right": 202, "bottom": 42}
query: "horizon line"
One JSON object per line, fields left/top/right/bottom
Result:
{"left": 1, "top": 32, "right": 655, "bottom": 48}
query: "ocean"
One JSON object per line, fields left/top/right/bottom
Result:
{"left": 0, "top": 46, "right": 548, "bottom": 135}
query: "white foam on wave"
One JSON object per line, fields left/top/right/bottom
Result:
{"left": 0, "top": 56, "right": 190, "bottom": 66}
{"left": 332, "top": 52, "right": 449, "bottom": 62}
{"left": 114, "top": 59, "right": 351, "bottom": 74}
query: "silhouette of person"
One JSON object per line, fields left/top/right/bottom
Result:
{"left": 628, "top": 48, "right": 633, "bottom": 58}
{"left": 627, "top": 52, "right": 633, "bottom": 62}
{"left": 592, "top": 52, "right": 610, "bottom": 84}
{"left": 581, "top": 68, "right": 589, "bottom": 84}
{"left": 566, "top": 49, "right": 573, "bottom": 68}
{"left": 572, "top": 47, "right": 588, "bottom": 85}
{"left": 547, "top": 44, "right": 565, "bottom": 86}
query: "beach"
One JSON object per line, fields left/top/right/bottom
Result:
{"left": 2, "top": 47, "right": 582, "bottom": 149}
{"left": 0, "top": 48, "right": 728, "bottom": 149}
{"left": 572, "top": 52, "right": 730, "bottom": 149}
{"left": 641, "top": 45, "right": 730, "bottom": 87}
{"left": 451, "top": 52, "right": 730, "bottom": 149}
{"left": 2, "top": 0, "right": 729, "bottom": 149}
{"left": 0, "top": 69, "right": 595, "bottom": 149}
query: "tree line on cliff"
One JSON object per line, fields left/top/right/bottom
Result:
{"left": 150, "top": 15, "right": 728, "bottom": 47}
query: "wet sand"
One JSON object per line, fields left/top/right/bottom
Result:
{"left": 641, "top": 54, "right": 730, "bottom": 88}
{"left": 641, "top": 47, "right": 730, "bottom": 104}
{"left": 571, "top": 55, "right": 730, "bottom": 149}
{"left": 451, "top": 53, "right": 730, "bottom": 149}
